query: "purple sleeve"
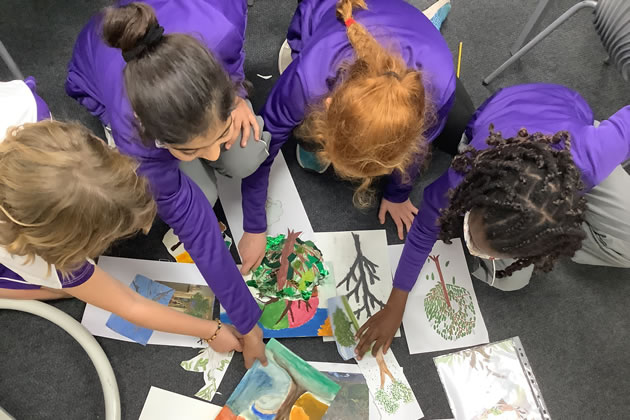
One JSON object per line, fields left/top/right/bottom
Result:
{"left": 241, "top": 62, "right": 309, "bottom": 233}
{"left": 383, "top": 90, "right": 455, "bottom": 202}
{"left": 62, "top": 262, "right": 95, "bottom": 288}
{"left": 574, "top": 106, "right": 630, "bottom": 189}
{"left": 111, "top": 125, "right": 262, "bottom": 334}
{"left": 212, "top": 1, "right": 248, "bottom": 97}
{"left": 23, "top": 77, "right": 51, "bottom": 122}
{"left": 0, "top": 261, "right": 94, "bottom": 290}
{"left": 393, "top": 168, "right": 462, "bottom": 291}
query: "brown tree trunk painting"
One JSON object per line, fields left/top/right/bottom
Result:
{"left": 429, "top": 255, "right": 451, "bottom": 308}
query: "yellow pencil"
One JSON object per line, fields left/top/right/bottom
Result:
{"left": 457, "top": 42, "right": 463, "bottom": 78}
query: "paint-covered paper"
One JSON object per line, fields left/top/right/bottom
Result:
{"left": 105, "top": 275, "right": 174, "bottom": 345}
{"left": 314, "top": 231, "right": 400, "bottom": 339}
{"left": 327, "top": 296, "right": 359, "bottom": 360}
{"left": 434, "top": 337, "right": 550, "bottom": 420}
{"left": 82, "top": 257, "right": 210, "bottom": 347}
{"left": 139, "top": 386, "right": 222, "bottom": 420}
{"left": 181, "top": 347, "right": 234, "bottom": 402}
{"left": 216, "top": 151, "right": 314, "bottom": 245}
{"left": 389, "top": 240, "right": 489, "bottom": 354}
{"left": 356, "top": 349, "right": 423, "bottom": 420}
{"left": 217, "top": 339, "right": 340, "bottom": 419}
{"left": 220, "top": 234, "right": 337, "bottom": 338}
{"left": 308, "top": 361, "right": 381, "bottom": 420}
{"left": 163, "top": 222, "right": 232, "bottom": 263}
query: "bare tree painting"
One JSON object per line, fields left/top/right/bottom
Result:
{"left": 337, "top": 233, "right": 386, "bottom": 320}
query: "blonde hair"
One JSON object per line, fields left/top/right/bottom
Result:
{"left": 298, "top": 0, "right": 431, "bottom": 207}
{"left": 0, "top": 121, "right": 157, "bottom": 275}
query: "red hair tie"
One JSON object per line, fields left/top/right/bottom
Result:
{"left": 345, "top": 18, "right": 356, "bottom": 27}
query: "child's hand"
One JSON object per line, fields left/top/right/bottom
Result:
{"left": 355, "top": 288, "right": 409, "bottom": 359}
{"left": 378, "top": 198, "right": 418, "bottom": 240}
{"left": 240, "top": 325, "right": 268, "bottom": 369}
{"left": 225, "top": 97, "right": 260, "bottom": 150}
{"left": 208, "top": 324, "right": 244, "bottom": 353}
{"left": 239, "top": 231, "right": 267, "bottom": 275}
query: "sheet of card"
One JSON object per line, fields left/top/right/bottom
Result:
{"left": 139, "top": 386, "right": 222, "bottom": 420}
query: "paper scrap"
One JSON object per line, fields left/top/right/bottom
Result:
{"left": 308, "top": 361, "right": 381, "bottom": 420}
{"left": 216, "top": 151, "right": 314, "bottom": 246}
{"left": 82, "top": 256, "right": 210, "bottom": 347}
{"left": 434, "top": 337, "right": 550, "bottom": 420}
{"left": 181, "top": 347, "right": 234, "bottom": 402}
{"left": 139, "top": 386, "right": 222, "bottom": 420}
{"left": 105, "top": 275, "right": 174, "bottom": 345}
{"left": 356, "top": 349, "right": 423, "bottom": 420}
{"left": 389, "top": 239, "right": 489, "bottom": 354}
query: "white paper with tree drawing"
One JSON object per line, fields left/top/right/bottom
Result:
{"left": 356, "top": 349, "right": 423, "bottom": 420}
{"left": 314, "top": 231, "right": 400, "bottom": 338}
{"left": 216, "top": 151, "right": 314, "bottom": 246}
{"left": 389, "top": 239, "right": 489, "bottom": 355}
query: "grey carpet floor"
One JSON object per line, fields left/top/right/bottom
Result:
{"left": 1, "top": 1, "right": 629, "bottom": 419}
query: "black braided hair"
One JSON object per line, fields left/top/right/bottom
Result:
{"left": 438, "top": 126, "right": 587, "bottom": 277}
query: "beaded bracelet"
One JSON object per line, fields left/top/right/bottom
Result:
{"left": 205, "top": 319, "right": 222, "bottom": 343}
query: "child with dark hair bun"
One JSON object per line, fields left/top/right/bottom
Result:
{"left": 66, "top": 0, "right": 269, "bottom": 368}
{"left": 356, "top": 83, "right": 630, "bottom": 358}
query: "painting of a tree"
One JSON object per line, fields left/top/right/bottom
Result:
{"left": 332, "top": 307, "right": 355, "bottom": 347}
{"left": 337, "top": 233, "right": 385, "bottom": 320}
{"left": 424, "top": 255, "right": 476, "bottom": 340}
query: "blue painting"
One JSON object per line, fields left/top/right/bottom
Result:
{"left": 106, "top": 274, "right": 174, "bottom": 345}
{"left": 220, "top": 308, "right": 329, "bottom": 338}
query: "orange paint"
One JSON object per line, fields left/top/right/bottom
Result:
{"left": 317, "top": 317, "right": 332, "bottom": 336}
{"left": 290, "top": 393, "right": 329, "bottom": 420}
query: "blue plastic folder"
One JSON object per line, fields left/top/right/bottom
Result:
{"left": 105, "top": 274, "right": 175, "bottom": 345}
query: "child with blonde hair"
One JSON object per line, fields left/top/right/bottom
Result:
{"left": 0, "top": 80, "right": 243, "bottom": 354}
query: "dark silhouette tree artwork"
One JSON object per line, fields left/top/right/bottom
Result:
{"left": 337, "top": 233, "right": 386, "bottom": 321}
{"left": 424, "top": 255, "right": 476, "bottom": 340}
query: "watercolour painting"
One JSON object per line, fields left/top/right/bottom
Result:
{"left": 217, "top": 339, "right": 340, "bottom": 420}
{"left": 389, "top": 239, "right": 489, "bottom": 354}
{"left": 105, "top": 275, "right": 174, "bottom": 345}
{"left": 434, "top": 337, "right": 550, "bottom": 420}
{"left": 327, "top": 296, "right": 359, "bottom": 361}
{"left": 220, "top": 232, "right": 337, "bottom": 338}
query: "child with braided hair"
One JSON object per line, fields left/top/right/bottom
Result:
{"left": 356, "top": 83, "right": 630, "bottom": 358}
{"left": 243, "top": 0, "right": 473, "bottom": 272}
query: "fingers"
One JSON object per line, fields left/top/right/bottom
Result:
{"left": 233, "top": 338, "right": 243, "bottom": 352}
{"left": 410, "top": 202, "right": 419, "bottom": 216}
{"left": 244, "top": 355, "right": 254, "bottom": 369}
{"left": 371, "top": 338, "right": 384, "bottom": 357}
{"left": 355, "top": 319, "right": 371, "bottom": 338}
{"left": 403, "top": 215, "right": 413, "bottom": 238}
{"left": 355, "top": 330, "right": 376, "bottom": 360}
{"left": 240, "top": 259, "right": 253, "bottom": 275}
{"left": 383, "top": 337, "right": 393, "bottom": 354}
{"left": 378, "top": 205, "right": 387, "bottom": 224}
{"left": 395, "top": 218, "right": 404, "bottom": 240}
{"left": 225, "top": 118, "right": 242, "bottom": 150}
{"left": 250, "top": 114, "right": 261, "bottom": 141}
{"left": 240, "top": 121, "right": 251, "bottom": 148}
{"left": 258, "top": 351, "right": 268, "bottom": 367}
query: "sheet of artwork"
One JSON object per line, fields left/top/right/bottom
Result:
{"left": 220, "top": 232, "right": 337, "bottom": 338}
{"left": 217, "top": 339, "right": 341, "bottom": 420}
{"left": 308, "top": 362, "right": 380, "bottom": 420}
{"left": 434, "top": 337, "right": 550, "bottom": 420}
{"left": 181, "top": 347, "right": 234, "bottom": 402}
{"left": 356, "top": 349, "right": 423, "bottom": 420}
{"left": 389, "top": 239, "right": 489, "bottom": 354}
{"left": 163, "top": 222, "right": 233, "bottom": 263}
{"left": 314, "top": 231, "right": 400, "bottom": 339}
{"left": 216, "top": 151, "right": 314, "bottom": 246}
{"left": 105, "top": 275, "right": 175, "bottom": 345}
{"left": 327, "top": 296, "right": 360, "bottom": 360}
{"left": 82, "top": 256, "right": 210, "bottom": 347}
{"left": 139, "top": 386, "right": 222, "bottom": 420}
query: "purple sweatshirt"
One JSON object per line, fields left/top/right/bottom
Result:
{"left": 65, "top": 0, "right": 261, "bottom": 334}
{"left": 394, "top": 83, "right": 630, "bottom": 291}
{"left": 0, "top": 78, "right": 95, "bottom": 291}
{"left": 243, "top": 0, "right": 456, "bottom": 233}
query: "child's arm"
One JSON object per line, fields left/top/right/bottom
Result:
{"left": 65, "top": 266, "right": 243, "bottom": 353}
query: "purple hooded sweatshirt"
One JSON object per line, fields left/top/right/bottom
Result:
{"left": 65, "top": 0, "right": 261, "bottom": 334}
{"left": 242, "top": 0, "right": 456, "bottom": 234}
{"left": 394, "top": 83, "right": 630, "bottom": 291}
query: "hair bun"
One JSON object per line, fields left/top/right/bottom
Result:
{"left": 102, "top": 2, "right": 159, "bottom": 57}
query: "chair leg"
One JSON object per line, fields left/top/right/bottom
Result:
{"left": 483, "top": 0, "right": 598, "bottom": 85}
{"left": 0, "top": 41, "right": 24, "bottom": 80}
{"left": 510, "top": 0, "right": 552, "bottom": 54}
{"left": 0, "top": 299, "right": 121, "bottom": 420}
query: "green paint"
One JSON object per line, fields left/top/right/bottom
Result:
{"left": 258, "top": 300, "right": 289, "bottom": 330}
{"left": 374, "top": 381, "right": 414, "bottom": 414}
{"left": 332, "top": 307, "right": 356, "bottom": 347}
{"left": 424, "top": 283, "right": 476, "bottom": 340}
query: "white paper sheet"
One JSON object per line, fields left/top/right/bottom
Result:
{"left": 216, "top": 151, "right": 314, "bottom": 245}
{"left": 181, "top": 347, "right": 234, "bottom": 402}
{"left": 314, "top": 231, "right": 399, "bottom": 339}
{"left": 308, "top": 362, "right": 380, "bottom": 420}
{"left": 356, "top": 350, "right": 423, "bottom": 420}
{"left": 81, "top": 256, "right": 208, "bottom": 347}
{"left": 139, "top": 386, "right": 222, "bottom": 420}
{"left": 389, "top": 239, "right": 489, "bottom": 355}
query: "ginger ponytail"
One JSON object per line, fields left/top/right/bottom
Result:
{"left": 299, "top": 0, "right": 430, "bottom": 207}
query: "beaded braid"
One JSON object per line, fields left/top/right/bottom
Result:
{"left": 439, "top": 127, "right": 587, "bottom": 277}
